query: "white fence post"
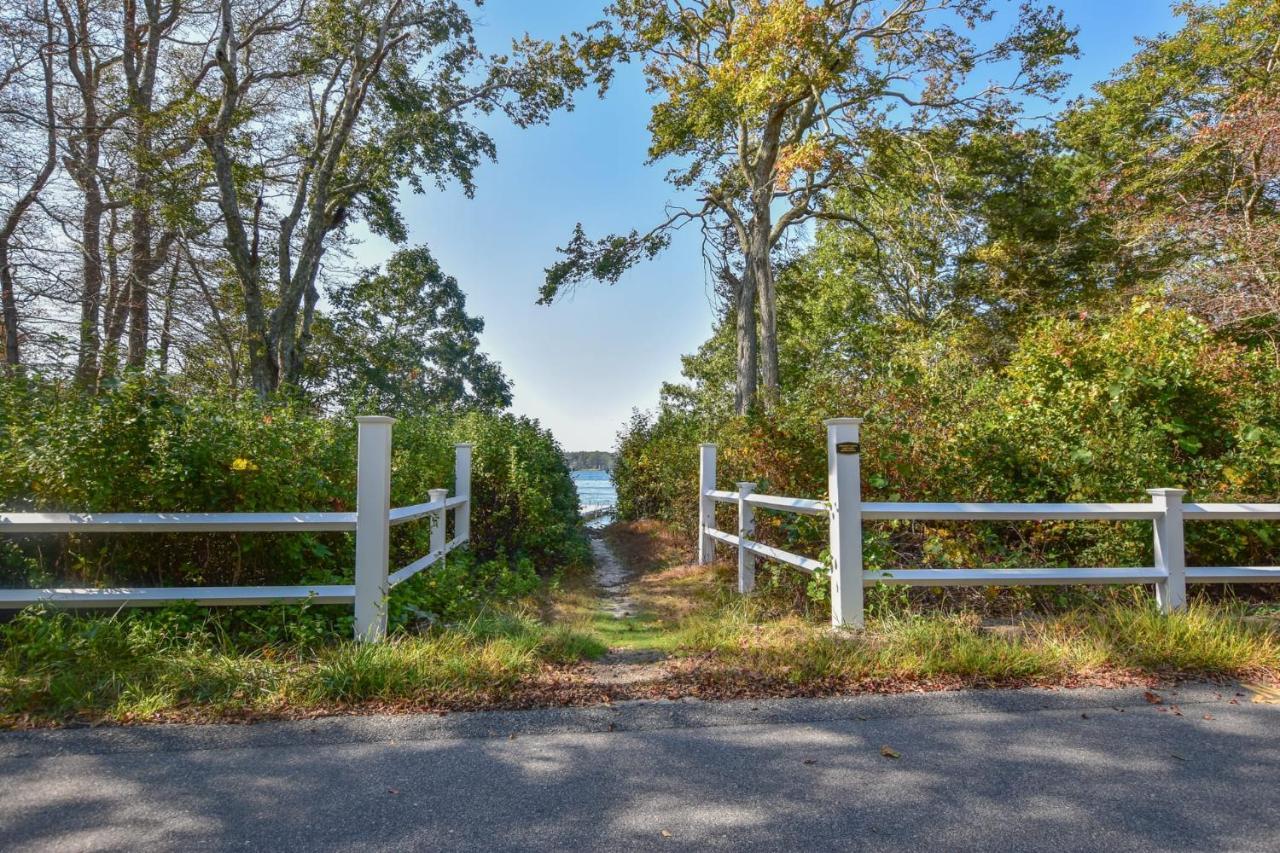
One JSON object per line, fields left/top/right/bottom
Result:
{"left": 826, "top": 418, "right": 864, "bottom": 629}
{"left": 698, "top": 443, "right": 717, "bottom": 565}
{"left": 736, "top": 481, "right": 757, "bottom": 593}
{"left": 1150, "top": 488, "right": 1187, "bottom": 612}
{"left": 454, "top": 443, "right": 472, "bottom": 545}
{"left": 354, "top": 416, "right": 394, "bottom": 642}
{"left": 429, "top": 487, "right": 448, "bottom": 562}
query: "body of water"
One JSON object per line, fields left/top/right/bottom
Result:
{"left": 571, "top": 469, "right": 616, "bottom": 527}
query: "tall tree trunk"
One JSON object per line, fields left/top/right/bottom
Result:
{"left": 157, "top": 259, "right": 178, "bottom": 373}
{"left": 75, "top": 178, "right": 106, "bottom": 384}
{"left": 750, "top": 235, "right": 779, "bottom": 410}
{"left": 125, "top": 202, "right": 152, "bottom": 369}
{"left": 122, "top": 0, "right": 166, "bottom": 371}
{"left": 58, "top": 0, "right": 117, "bottom": 386}
{"left": 0, "top": 245, "right": 21, "bottom": 368}
{"left": 0, "top": 2, "right": 58, "bottom": 369}
{"left": 734, "top": 265, "right": 758, "bottom": 415}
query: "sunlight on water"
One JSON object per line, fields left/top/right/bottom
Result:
{"left": 571, "top": 469, "right": 616, "bottom": 527}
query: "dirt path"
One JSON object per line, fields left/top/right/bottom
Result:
{"left": 579, "top": 532, "right": 672, "bottom": 686}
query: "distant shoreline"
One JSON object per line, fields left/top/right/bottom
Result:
{"left": 563, "top": 451, "right": 616, "bottom": 472}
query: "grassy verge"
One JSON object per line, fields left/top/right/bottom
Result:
{"left": 4, "top": 520, "right": 1278, "bottom": 726}
{"left": 0, "top": 605, "right": 605, "bottom": 727}
{"left": 588, "top": 521, "right": 1280, "bottom": 696}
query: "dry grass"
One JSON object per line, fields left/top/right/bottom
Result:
{"left": 588, "top": 522, "right": 1280, "bottom": 696}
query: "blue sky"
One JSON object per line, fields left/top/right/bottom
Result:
{"left": 354, "top": 0, "right": 1182, "bottom": 451}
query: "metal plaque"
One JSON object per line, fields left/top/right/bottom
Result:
{"left": 835, "top": 441, "right": 860, "bottom": 455}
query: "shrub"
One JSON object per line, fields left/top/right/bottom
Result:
{"left": 615, "top": 305, "right": 1280, "bottom": 591}
{"left": 0, "top": 375, "right": 587, "bottom": 589}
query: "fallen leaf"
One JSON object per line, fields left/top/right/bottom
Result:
{"left": 803, "top": 759, "right": 817, "bottom": 765}
{"left": 387, "top": 788, "right": 400, "bottom": 795}
{"left": 1203, "top": 714, "right": 1215, "bottom": 720}
{"left": 1144, "top": 690, "right": 1163, "bottom": 705}
{"left": 880, "top": 745, "right": 901, "bottom": 760}
{"left": 1170, "top": 705, "right": 1183, "bottom": 716}
{"left": 1080, "top": 713, "right": 1090, "bottom": 720}
{"left": 660, "top": 830, "right": 672, "bottom": 838}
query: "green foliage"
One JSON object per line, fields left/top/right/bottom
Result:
{"left": 0, "top": 604, "right": 604, "bottom": 724}
{"left": 617, "top": 303, "right": 1280, "bottom": 578}
{"left": 612, "top": 409, "right": 706, "bottom": 524}
{"left": 562, "top": 450, "right": 616, "bottom": 471}
{"left": 0, "top": 374, "right": 586, "bottom": 588}
{"left": 306, "top": 246, "right": 512, "bottom": 415}
{"left": 659, "top": 585, "right": 1279, "bottom": 687}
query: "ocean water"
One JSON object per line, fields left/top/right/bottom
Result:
{"left": 571, "top": 469, "right": 616, "bottom": 526}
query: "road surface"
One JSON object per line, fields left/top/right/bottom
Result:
{"left": 1, "top": 684, "right": 1277, "bottom": 850}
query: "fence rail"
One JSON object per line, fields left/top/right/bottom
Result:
{"left": 0, "top": 416, "right": 471, "bottom": 641}
{"left": 697, "top": 419, "right": 1280, "bottom": 628}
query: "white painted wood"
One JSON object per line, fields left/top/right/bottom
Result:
{"left": 0, "top": 511, "right": 357, "bottom": 533}
{"left": 706, "top": 528, "right": 739, "bottom": 546}
{"left": 706, "top": 490, "right": 738, "bottom": 502}
{"left": 429, "top": 488, "right": 448, "bottom": 569}
{"left": 581, "top": 504, "right": 613, "bottom": 521}
{"left": 1184, "top": 503, "right": 1280, "bottom": 520}
{"left": 698, "top": 443, "right": 717, "bottom": 565}
{"left": 861, "top": 502, "right": 1161, "bottom": 521}
{"left": 744, "top": 493, "right": 828, "bottom": 516}
{"left": 454, "top": 444, "right": 472, "bottom": 544}
{"left": 0, "top": 584, "right": 355, "bottom": 608}
{"left": 386, "top": 537, "right": 466, "bottom": 587}
{"left": 1150, "top": 489, "right": 1187, "bottom": 612}
{"left": 1187, "top": 566, "right": 1280, "bottom": 582}
{"left": 736, "top": 482, "right": 756, "bottom": 593}
{"left": 826, "top": 418, "right": 864, "bottom": 628}
{"left": 388, "top": 499, "right": 447, "bottom": 525}
{"left": 741, "top": 538, "right": 822, "bottom": 573}
{"left": 353, "top": 416, "right": 394, "bottom": 642}
{"left": 863, "top": 567, "right": 1165, "bottom": 586}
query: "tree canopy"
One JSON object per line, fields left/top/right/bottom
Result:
{"left": 542, "top": 0, "right": 1077, "bottom": 412}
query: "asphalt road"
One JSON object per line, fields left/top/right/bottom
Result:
{"left": 2, "top": 684, "right": 1278, "bottom": 851}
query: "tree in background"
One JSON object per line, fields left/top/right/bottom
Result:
{"left": 305, "top": 246, "right": 511, "bottom": 415}
{"left": 541, "top": 0, "right": 1076, "bottom": 414}
{"left": 203, "top": 0, "right": 589, "bottom": 397}
{"left": 1063, "top": 0, "right": 1280, "bottom": 338}
{"left": 0, "top": 0, "right": 592, "bottom": 396}
{"left": 0, "top": 0, "right": 57, "bottom": 369}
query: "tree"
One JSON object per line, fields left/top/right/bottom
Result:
{"left": 305, "top": 245, "right": 511, "bottom": 414}
{"left": 1062, "top": 0, "right": 1280, "bottom": 336}
{"left": 0, "top": 0, "right": 58, "bottom": 368}
{"left": 203, "top": 0, "right": 591, "bottom": 398}
{"left": 541, "top": 0, "right": 1076, "bottom": 413}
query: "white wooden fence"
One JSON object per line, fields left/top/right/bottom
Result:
{"left": 0, "top": 416, "right": 470, "bottom": 641}
{"left": 699, "top": 417, "right": 1280, "bottom": 628}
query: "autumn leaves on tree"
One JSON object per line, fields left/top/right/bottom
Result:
{"left": 541, "top": 0, "right": 1077, "bottom": 413}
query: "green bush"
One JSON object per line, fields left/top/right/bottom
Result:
{"left": 0, "top": 375, "right": 587, "bottom": 589}
{"left": 616, "top": 305, "right": 1280, "bottom": 585}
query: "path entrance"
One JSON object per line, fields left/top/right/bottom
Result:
{"left": 578, "top": 533, "right": 671, "bottom": 686}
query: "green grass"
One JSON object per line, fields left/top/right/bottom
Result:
{"left": 0, "top": 606, "right": 605, "bottom": 726}
{"left": 4, "top": 528, "right": 1278, "bottom": 726}
{"left": 656, "top": 588, "right": 1280, "bottom": 688}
